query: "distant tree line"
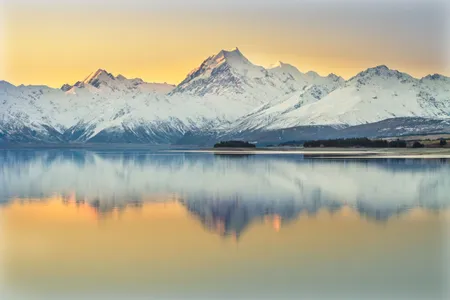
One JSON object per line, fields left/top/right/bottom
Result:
{"left": 277, "top": 137, "right": 449, "bottom": 148}
{"left": 302, "top": 137, "right": 407, "bottom": 148}
{"left": 279, "top": 140, "right": 305, "bottom": 147}
{"left": 214, "top": 140, "right": 256, "bottom": 148}
{"left": 412, "top": 141, "right": 424, "bottom": 148}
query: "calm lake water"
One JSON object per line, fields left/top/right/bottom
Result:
{"left": 0, "top": 150, "right": 449, "bottom": 300}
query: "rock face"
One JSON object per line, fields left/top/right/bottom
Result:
{"left": 0, "top": 48, "right": 449, "bottom": 144}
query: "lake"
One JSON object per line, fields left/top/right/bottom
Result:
{"left": 0, "top": 150, "right": 449, "bottom": 300}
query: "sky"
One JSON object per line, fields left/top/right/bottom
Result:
{"left": 0, "top": 0, "right": 449, "bottom": 87}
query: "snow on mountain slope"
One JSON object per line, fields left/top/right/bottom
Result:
{"left": 63, "top": 92, "right": 252, "bottom": 143}
{"left": 57, "top": 65, "right": 282, "bottom": 142}
{"left": 36, "top": 49, "right": 334, "bottom": 143}
{"left": 0, "top": 83, "right": 71, "bottom": 134}
{"left": 226, "top": 73, "right": 345, "bottom": 132}
{"left": 234, "top": 65, "right": 450, "bottom": 131}
{"left": 63, "top": 69, "right": 176, "bottom": 95}
{"left": 268, "top": 61, "right": 344, "bottom": 89}
{"left": 1, "top": 48, "right": 450, "bottom": 144}
{"left": 171, "top": 48, "right": 268, "bottom": 97}
{"left": 0, "top": 62, "right": 269, "bottom": 143}
{"left": 170, "top": 48, "right": 329, "bottom": 106}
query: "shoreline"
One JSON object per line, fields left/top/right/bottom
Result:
{"left": 169, "top": 147, "right": 450, "bottom": 158}
{"left": 1, "top": 144, "right": 449, "bottom": 158}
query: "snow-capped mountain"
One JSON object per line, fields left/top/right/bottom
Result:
{"left": 0, "top": 65, "right": 252, "bottom": 143}
{"left": 226, "top": 73, "right": 345, "bottom": 132}
{"left": 0, "top": 48, "right": 449, "bottom": 144}
{"left": 230, "top": 65, "right": 450, "bottom": 133}
{"left": 62, "top": 69, "right": 176, "bottom": 95}
{"left": 170, "top": 48, "right": 341, "bottom": 106}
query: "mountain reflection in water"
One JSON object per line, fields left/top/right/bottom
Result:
{"left": 0, "top": 150, "right": 449, "bottom": 299}
{"left": 7, "top": 193, "right": 448, "bottom": 240}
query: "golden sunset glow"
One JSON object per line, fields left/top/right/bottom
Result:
{"left": 1, "top": 0, "right": 447, "bottom": 87}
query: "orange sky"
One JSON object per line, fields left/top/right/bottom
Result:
{"left": 1, "top": 0, "right": 448, "bottom": 88}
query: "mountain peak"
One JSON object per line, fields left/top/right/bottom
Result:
{"left": 116, "top": 74, "right": 127, "bottom": 81}
{"left": 61, "top": 83, "right": 72, "bottom": 92}
{"left": 183, "top": 48, "right": 245, "bottom": 79}
{"left": 218, "top": 47, "right": 242, "bottom": 57}
{"left": 214, "top": 47, "right": 249, "bottom": 66}
{"left": 327, "top": 73, "right": 344, "bottom": 83}
{"left": 269, "top": 61, "right": 291, "bottom": 69}
{"left": 83, "top": 69, "right": 115, "bottom": 86}
{"left": 350, "top": 65, "right": 414, "bottom": 83}
{"left": 306, "top": 71, "right": 320, "bottom": 78}
{"left": 373, "top": 65, "right": 389, "bottom": 71}
{"left": 0, "top": 80, "right": 15, "bottom": 88}
{"left": 171, "top": 47, "right": 273, "bottom": 97}
{"left": 177, "top": 48, "right": 252, "bottom": 81}
{"left": 422, "top": 73, "right": 449, "bottom": 81}
{"left": 363, "top": 65, "right": 401, "bottom": 76}
{"left": 61, "top": 69, "right": 141, "bottom": 91}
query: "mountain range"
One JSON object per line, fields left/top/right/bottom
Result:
{"left": 1, "top": 48, "right": 449, "bottom": 145}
